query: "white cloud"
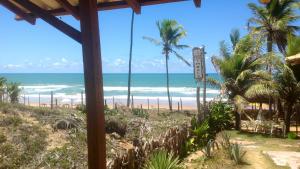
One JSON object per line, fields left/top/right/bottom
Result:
{"left": 3, "top": 64, "right": 23, "bottom": 69}
{"left": 61, "top": 57, "right": 67, "bottom": 63}
{"left": 113, "top": 58, "right": 126, "bottom": 66}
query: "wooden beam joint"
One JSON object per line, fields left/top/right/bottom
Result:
{"left": 55, "top": 0, "right": 80, "bottom": 20}
{"left": 194, "top": 0, "right": 201, "bottom": 7}
{"left": 14, "top": 0, "right": 82, "bottom": 43}
{"left": 125, "top": 0, "right": 141, "bottom": 14}
{"left": 0, "top": 0, "right": 36, "bottom": 25}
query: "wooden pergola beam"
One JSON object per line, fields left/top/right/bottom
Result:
{"left": 55, "top": 0, "right": 80, "bottom": 20}
{"left": 125, "top": 0, "right": 141, "bottom": 14}
{"left": 0, "top": 0, "right": 36, "bottom": 25}
{"left": 16, "top": 0, "right": 184, "bottom": 20}
{"left": 79, "top": 0, "right": 106, "bottom": 168}
{"left": 194, "top": 0, "right": 201, "bottom": 7}
{"left": 14, "top": 0, "right": 82, "bottom": 43}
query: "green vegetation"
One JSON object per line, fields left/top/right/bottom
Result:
{"left": 287, "top": 132, "right": 298, "bottom": 139}
{"left": 144, "top": 19, "right": 190, "bottom": 111}
{"left": 143, "top": 151, "right": 182, "bottom": 169}
{"left": 186, "top": 102, "right": 233, "bottom": 152}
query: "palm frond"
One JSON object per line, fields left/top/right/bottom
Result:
{"left": 143, "top": 36, "right": 162, "bottom": 46}
{"left": 172, "top": 50, "right": 191, "bottom": 66}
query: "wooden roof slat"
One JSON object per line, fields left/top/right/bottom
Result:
{"left": 194, "top": 0, "right": 201, "bottom": 7}
{"left": 14, "top": 0, "right": 82, "bottom": 43}
{"left": 55, "top": 0, "right": 80, "bottom": 20}
{"left": 125, "top": 0, "right": 141, "bottom": 14}
{"left": 14, "top": 0, "right": 188, "bottom": 20}
{"left": 0, "top": 0, "right": 36, "bottom": 24}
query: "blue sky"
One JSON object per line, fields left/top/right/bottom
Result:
{"left": 0, "top": 0, "right": 295, "bottom": 73}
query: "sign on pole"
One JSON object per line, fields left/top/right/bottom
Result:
{"left": 193, "top": 46, "right": 205, "bottom": 81}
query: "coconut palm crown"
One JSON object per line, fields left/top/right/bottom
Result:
{"left": 143, "top": 19, "right": 191, "bottom": 111}
{"left": 211, "top": 35, "right": 270, "bottom": 130}
{"left": 248, "top": 0, "right": 300, "bottom": 54}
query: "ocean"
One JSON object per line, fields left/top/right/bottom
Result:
{"left": 0, "top": 73, "right": 221, "bottom": 108}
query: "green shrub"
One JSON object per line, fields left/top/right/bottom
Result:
{"left": 0, "top": 116, "right": 22, "bottom": 127}
{"left": 143, "top": 150, "right": 182, "bottom": 169}
{"left": 287, "top": 132, "right": 298, "bottom": 139}
{"left": 132, "top": 108, "right": 149, "bottom": 119}
{"left": 189, "top": 102, "right": 233, "bottom": 148}
{"left": 105, "top": 108, "right": 118, "bottom": 116}
{"left": 230, "top": 143, "right": 246, "bottom": 164}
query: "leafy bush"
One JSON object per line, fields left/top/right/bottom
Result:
{"left": 132, "top": 108, "right": 149, "bottom": 119}
{"left": 143, "top": 150, "right": 182, "bottom": 169}
{"left": 287, "top": 132, "right": 298, "bottom": 139}
{"left": 7, "top": 82, "right": 21, "bottom": 104}
{"left": 189, "top": 102, "right": 233, "bottom": 148}
{"left": 230, "top": 143, "right": 246, "bottom": 164}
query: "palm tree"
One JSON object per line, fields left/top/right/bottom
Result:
{"left": 286, "top": 35, "right": 300, "bottom": 80}
{"left": 211, "top": 35, "right": 269, "bottom": 130}
{"left": 127, "top": 10, "right": 135, "bottom": 107}
{"left": 274, "top": 65, "right": 300, "bottom": 133}
{"left": 143, "top": 19, "right": 191, "bottom": 111}
{"left": 7, "top": 82, "right": 21, "bottom": 104}
{"left": 248, "top": 0, "right": 300, "bottom": 56}
{"left": 0, "top": 77, "right": 7, "bottom": 102}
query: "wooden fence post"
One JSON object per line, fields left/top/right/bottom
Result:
{"left": 157, "top": 98, "right": 160, "bottom": 113}
{"left": 27, "top": 96, "right": 29, "bottom": 106}
{"left": 147, "top": 98, "right": 149, "bottom": 110}
{"left": 140, "top": 104, "right": 142, "bottom": 109}
{"left": 55, "top": 98, "right": 58, "bottom": 107}
{"left": 105, "top": 99, "right": 107, "bottom": 107}
{"left": 180, "top": 98, "right": 183, "bottom": 111}
{"left": 38, "top": 93, "right": 40, "bottom": 107}
{"left": 178, "top": 102, "right": 180, "bottom": 112}
{"left": 51, "top": 91, "right": 53, "bottom": 109}
{"left": 131, "top": 95, "right": 134, "bottom": 109}
{"left": 112, "top": 96, "right": 115, "bottom": 109}
{"left": 81, "top": 91, "right": 84, "bottom": 106}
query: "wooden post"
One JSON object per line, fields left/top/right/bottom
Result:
{"left": 196, "top": 82, "right": 201, "bottom": 121}
{"left": 38, "top": 93, "right": 40, "bottom": 107}
{"left": 180, "top": 98, "right": 183, "bottom": 111}
{"left": 112, "top": 96, "right": 115, "bottom": 109}
{"left": 140, "top": 104, "right": 142, "bottom": 109}
{"left": 147, "top": 98, "right": 149, "bottom": 110}
{"left": 55, "top": 98, "right": 58, "bottom": 107}
{"left": 27, "top": 96, "right": 29, "bottom": 106}
{"left": 178, "top": 102, "right": 180, "bottom": 112}
{"left": 51, "top": 91, "right": 53, "bottom": 109}
{"left": 132, "top": 95, "right": 134, "bottom": 108}
{"left": 157, "top": 98, "right": 160, "bottom": 113}
{"left": 81, "top": 90, "right": 84, "bottom": 106}
{"left": 79, "top": 0, "right": 106, "bottom": 167}
{"left": 105, "top": 99, "right": 107, "bottom": 107}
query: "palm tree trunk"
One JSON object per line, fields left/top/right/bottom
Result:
{"left": 267, "top": 34, "right": 273, "bottom": 115}
{"left": 234, "top": 110, "right": 241, "bottom": 130}
{"left": 165, "top": 53, "right": 172, "bottom": 111}
{"left": 127, "top": 10, "right": 134, "bottom": 107}
{"left": 285, "top": 103, "right": 293, "bottom": 134}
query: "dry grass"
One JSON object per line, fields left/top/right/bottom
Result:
{"left": 0, "top": 103, "right": 193, "bottom": 168}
